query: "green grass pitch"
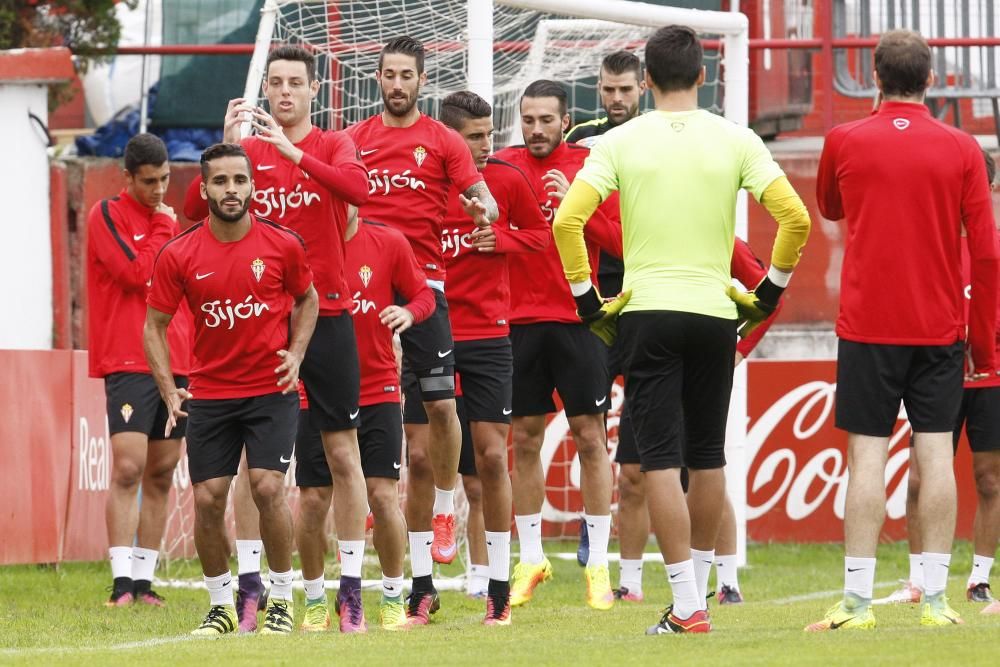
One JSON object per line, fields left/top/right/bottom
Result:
{"left": 1, "top": 541, "right": 997, "bottom": 665}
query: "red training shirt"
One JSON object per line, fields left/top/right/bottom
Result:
{"left": 442, "top": 157, "right": 551, "bottom": 340}
{"left": 962, "top": 240, "right": 1000, "bottom": 387}
{"left": 817, "top": 101, "right": 998, "bottom": 372}
{"left": 494, "top": 142, "right": 623, "bottom": 325}
{"left": 183, "top": 127, "right": 368, "bottom": 316}
{"left": 345, "top": 113, "right": 483, "bottom": 281}
{"left": 148, "top": 216, "right": 314, "bottom": 399}
{"left": 346, "top": 220, "right": 436, "bottom": 405}
{"left": 731, "top": 238, "right": 783, "bottom": 357}
{"left": 87, "top": 189, "right": 192, "bottom": 378}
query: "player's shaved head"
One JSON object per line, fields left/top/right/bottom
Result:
{"left": 200, "top": 143, "right": 252, "bottom": 180}
{"left": 645, "top": 25, "right": 702, "bottom": 93}
{"left": 266, "top": 45, "right": 316, "bottom": 82}
{"left": 124, "top": 133, "right": 168, "bottom": 173}
{"left": 440, "top": 90, "right": 492, "bottom": 131}
{"left": 874, "top": 30, "right": 931, "bottom": 98}
{"left": 379, "top": 35, "right": 425, "bottom": 75}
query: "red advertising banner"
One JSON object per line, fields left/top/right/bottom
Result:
{"left": 746, "top": 360, "right": 977, "bottom": 543}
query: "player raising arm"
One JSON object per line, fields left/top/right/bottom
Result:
{"left": 144, "top": 143, "right": 318, "bottom": 636}
{"left": 553, "top": 26, "right": 810, "bottom": 634}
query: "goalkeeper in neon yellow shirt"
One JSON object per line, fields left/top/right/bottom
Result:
{"left": 553, "top": 25, "right": 810, "bottom": 636}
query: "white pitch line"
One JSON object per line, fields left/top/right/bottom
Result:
{"left": 0, "top": 635, "right": 195, "bottom": 657}
{"left": 768, "top": 575, "right": 961, "bottom": 605}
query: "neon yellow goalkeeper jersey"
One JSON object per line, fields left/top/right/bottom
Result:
{"left": 575, "top": 109, "right": 784, "bottom": 318}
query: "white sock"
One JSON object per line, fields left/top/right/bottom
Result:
{"left": 468, "top": 564, "right": 489, "bottom": 595}
{"left": 619, "top": 559, "right": 644, "bottom": 593}
{"left": 909, "top": 553, "right": 924, "bottom": 589}
{"left": 409, "top": 531, "right": 434, "bottom": 578}
{"left": 584, "top": 514, "right": 611, "bottom": 568}
{"left": 666, "top": 559, "right": 702, "bottom": 618}
{"left": 514, "top": 514, "right": 544, "bottom": 565}
{"left": 969, "top": 555, "right": 994, "bottom": 587}
{"left": 303, "top": 576, "right": 326, "bottom": 602}
{"left": 269, "top": 569, "right": 294, "bottom": 602}
{"left": 109, "top": 546, "right": 132, "bottom": 580}
{"left": 131, "top": 546, "right": 158, "bottom": 583}
{"left": 691, "top": 548, "right": 715, "bottom": 600}
{"left": 714, "top": 554, "right": 739, "bottom": 591}
{"left": 485, "top": 531, "right": 511, "bottom": 582}
{"left": 922, "top": 552, "right": 951, "bottom": 598}
{"left": 205, "top": 571, "right": 234, "bottom": 607}
{"left": 844, "top": 556, "right": 876, "bottom": 602}
{"left": 433, "top": 487, "right": 455, "bottom": 516}
{"left": 383, "top": 574, "right": 404, "bottom": 599}
{"left": 236, "top": 539, "right": 263, "bottom": 575}
{"left": 338, "top": 539, "right": 365, "bottom": 579}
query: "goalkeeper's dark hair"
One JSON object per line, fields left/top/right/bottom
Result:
{"left": 521, "top": 79, "right": 568, "bottom": 116}
{"left": 601, "top": 50, "right": 642, "bottom": 80}
{"left": 984, "top": 148, "right": 997, "bottom": 187}
{"left": 874, "top": 30, "right": 931, "bottom": 97}
{"left": 124, "top": 133, "right": 168, "bottom": 174}
{"left": 440, "top": 91, "right": 492, "bottom": 131}
{"left": 200, "top": 143, "right": 252, "bottom": 180}
{"left": 380, "top": 36, "right": 425, "bottom": 75}
{"left": 266, "top": 45, "right": 317, "bottom": 82}
{"left": 645, "top": 25, "right": 702, "bottom": 92}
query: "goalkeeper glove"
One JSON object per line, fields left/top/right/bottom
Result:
{"left": 726, "top": 275, "right": 784, "bottom": 338}
{"left": 574, "top": 285, "right": 632, "bottom": 346}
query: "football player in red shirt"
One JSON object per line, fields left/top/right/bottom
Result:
{"left": 184, "top": 46, "right": 372, "bottom": 628}
{"left": 345, "top": 36, "right": 501, "bottom": 618}
{"left": 145, "top": 143, "right": 318, "bottom": 636}
{"left": 494, "top": 80, "right": 622, "bottom": 611}
{"left": 294, "top": 204, "right": 435, "bottom": 633}
{"left": 407, "top": 90, "right": 549, "bottom": 625}
{"left": 808, "top": 30, "right": 999, "bottom": 631}
{"left": 86, "top": 133, "right": 192, "bottom": 608}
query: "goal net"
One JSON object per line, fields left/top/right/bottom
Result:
{"left": 240, "top": 0, "right": 750, "bottom": 556}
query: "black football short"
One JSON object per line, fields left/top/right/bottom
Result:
{"left": 615, "top": 403, "right": 639, "bottom": 465}
{"left": 399, "top": 288, "right": 455, "bottom": 402}
{"left": 619, "top": 311, "right": 736, "bottom": 472}
{"left": 186, "top": 391, "right": 298, "bottom": 484}
{"left": 300, "top": 313, "right": 361, "bottom": 432}
{"left": 295, "top": 403, "right": 404, "bottom": 487}
{"left": 456, "top": 395, "right": 477, "bottom": 476}
{"left": 511, "top": 322, "right": 610, "bottom": 418}
{"left": 835, "top": 340, "right": 963, "bottom": 437}
{"left": 954, "top": 386, "right": 1000, "bottom": 453}
{"left": 105, "top": 372, "right": 188, "bottom": 439}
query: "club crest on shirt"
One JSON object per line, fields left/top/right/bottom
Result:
{"left": 893, "top": 118, "right": 910, "bottom": 131}
{"left": 359, "top": 264, "right": 373, "bottom": 288}
{"left": 251, "top": 258, "right": 265, "bottom": 282}
{"left": 413, "top": 145, "right": 427, "bottom": 167}
{"left": 671, "top": 121, "right": 686, "bottom": 132}
{"left": 120, "top": 403, "right": 133, "bottom": 424}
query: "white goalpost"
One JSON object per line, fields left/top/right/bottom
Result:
{"left": 237, "top": 0, "right": 752, "bottom": 567}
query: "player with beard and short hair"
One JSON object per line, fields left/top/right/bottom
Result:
{"left": 566, "top": 50, "right": 646, "bottom": 149}
{"left": 345, "top": 35, "right": 500, "bottom": 625}
{"left": 88, "top": 133, "right": 193, "bottom": 608}
{"left": 185, "top": 44, "right": 372, "bottom": 632}
{"left": 145, "top": 142, "right": 319, "bottom": 636}
{"left": 494, "top": 79, "right": 624, "bottom": 612}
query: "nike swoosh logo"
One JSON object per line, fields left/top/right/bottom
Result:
{"left": 342, "top": 549, "right": 355, "bottom": 555}
{"left": 252, "top": 549, "right": 261, "bottom": 555}
{"left": 393, "top": 462, "right": 401, "bottom": 470}
{"left": 587, "top": 523, "right": 596, "bottom": 529}
{"left": 502, "top": 408, "right": 512, "bottom": 415}
{"left": 487, "top": 541, "right": 493, "bottom": 547}
{"left": 846, "top": 567, "right": 864, "bottom": 572}
{"left": 529, "top": 521, "right": 540, "bottom": 528}
{"left": 439, "top": 544, "right": 457, "bottom": 558}
{"left": 595, "top": 396, "right": 607, "bottom": 406}
{"left": 134, "top": 554, "right": 146, "bottom": 559}
{"left": 360, "top": 149, "right": 378, "bottom": 156}
{"left": 133, "top": 233, "right": 145, "bottom": 241}
{"left": 257, "top": 164, "right": 275, "bottom": 171}
{"left": 669, "top": 572, "right": 681, "bottom": 579}
{"left": 279, "top": 455, "right": 291, "bottom": 463}
{"left": 437, "top": 349, "right": 452, "bottom": 358}
{"left": 829, "top": 619, "right": 850, "bottom": 629}
{"left": 195, "top": 272, "right": 214, "bottom": 280}
{"left": 222, "top": 579, "right": 232, "bottom": 587}
{"left": 425, "top": 540, "right": 433, "bottom": 546}
{"left": 349, "top": 409, "right": 360, "bottom": 420}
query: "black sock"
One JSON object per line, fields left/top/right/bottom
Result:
{"left": 113, "top": 576, "right": 134, "bottom": 596}
{"left": 133, "top": 579, "right": 151, "bottom": 595}
{"left": 488, "top": 579, "right": 510, "bottom": 598}
{"left": 411, "top": 574, "right": 434, "bottom": 594}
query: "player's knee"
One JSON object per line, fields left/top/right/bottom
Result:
{"left": 112, "top": 458, "right": 144, "bottom": 489}
{"left": 974, "top": 463, "right": 1000, "bottom": 502}
{"left": 462, "top": 476, "right": 483, "bottom": 507}
{"left": 193, "top": 485, "right": 227, "bottom": 518}
{"left": 250, "top": 475, "right": 286, "bottom": 506}
{"left": 618, "top": 466, "right": 644, "bottom": 503}
{"left": 573, "top": 421, "right": 608, "bottom": 458}
{"left": 298, "top": 487, "right": 331, "bottom": 521}
{"left": 907, "top": 464, "right": 921, "bottom": 499}
{"left": 476, "top": 448, "right": 507, "bottom": 480}
{"left": 422, "top": 398, "right": 457, "bottom": 424}
{"left": 367, "top": 484, "right": 399, "bottom": 518}
{"left": 512, "top": 428, "right": 542, "bottom": 460}
{"left": 407, "top": 445, "right": 432, "bottom": 479}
